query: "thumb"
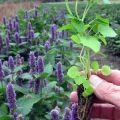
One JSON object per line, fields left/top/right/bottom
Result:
{"left": 90, "top": 75, "right": 120, "bottom": 108}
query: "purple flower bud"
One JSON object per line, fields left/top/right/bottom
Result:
{"left": 6, "top": 35, "right": 10, "bottom": 49}
{"left": 0, "top": 70, "right": 5, "bottom": 81}
{"left": 50, "top": 108, "right": 60, "bottom": 120}
{"left": 63, "top": 107, "right": 72, "bottom": 120}
{"left": 28, "top": 79, "right": 33, "bottom": 88}
{"left": 13, "top": 20, "right": 16, "bottom": 29}
{"left": 71, "top": 103, "right": 77, "bottom": 120}
{"left": 44, "top": 41, "right": 50, "bottom": 52}
{"left": 6, "top": 82, "right": 16, "bottom": 111}
{"left": 0, "top": 35, "right": 3, "bottom": 50}
{"left": 69, "top": 41, "right": 73, "bottom": 49}
{"left": 30, "top": 29, "right": 34, "bottom": 39}
{"left": 8, "top": 56, "right": 15, "bottom": 70}
{"left": 14, "top": 32, "right": 20, "bottom": 45}
{"left": 59, "top": 10, "right": 65, "bottom": 19}
{"left": 15, "top": 54, "right": 22, "bottom": 66}
{"left": 2, "top": 16, "right": 6, "bottom": 25}
{"left": 34, "top": 80, "right": 40, "bottom": 93}
{"left": 8, "top": 19, "right": 12, "bottom": 32}
{"left": 37, "top": 56, "right": 44, "bottom": 73}
{"left": 56, "top": 62, "right": 64, "bottom": 83}
{"left": 50, "top": 24, "right": 58, "bottom": 40}
{"left": 29, "top": 52, "right": 36, "bottom": 69}
{"left": 28, "top": 22, "right": 32, "bottom": 31}
{"left": 15, "top": 22, "right": 19, "bottom": 33}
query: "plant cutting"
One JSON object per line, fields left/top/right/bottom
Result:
{"left": 57, "top": 0, "right": 117, "bottom": 119}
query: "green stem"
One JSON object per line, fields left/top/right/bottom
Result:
{"left": 1, "top": 81, "right": 3, "bottom": 89}
{"left": 75, "top": 0, "right": 80, "bottom": 20}
{"left": 65, "top": 0, "right": 73, "bottom": 15}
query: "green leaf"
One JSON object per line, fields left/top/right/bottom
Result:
{"left": 16, "top": 94, "right": 41, "bottom": 115}
{"left": 98, "top": 24, "right": 117, "bottom": 37}
{"left": 96, "top": 16, "right": 109, "bottom": 25}
{"left": 72, "top": 84, "right": 77, "bottom": 91}
{"left": 71, "top": 34, "right": 81, "bottom": 44}
{"left": 91, "top": 61, "right": 99, "bottom": 71}
{"left": 13, "top": 65, "right": 26, "bottom": 73}
{"left": 99, "top": 35, "right": 107, "bottom": 45}
{"left": 71, "top": 19, "right": 85, "bottom": 33}
{"left": 101, "top": 65, "right": 112, "bottom": 76}
{"left": 0, "top": 115, "right": 13, "bottom": 120}
{"left": 79, "top": 35, "right": 101, "bottom": 53}
{"left": 82, "top": 86, "right": 94, "bottom": 97}
{"left": 44, "top": 63, "right": 53, "bottom": 75}
{"left": 67, "top": 66, "right": 80, "bottom": 78}
{"left": 74, "top": 76, "right": 86, "bottom": 85}
{"left": 20, "top": 73, "right": 33, "bottom": 80}
{"left": 57, "top": 24, "right": 73, "bottom": 32}
{"left": 34, "top": 33, "right": 40, "bottom": 38}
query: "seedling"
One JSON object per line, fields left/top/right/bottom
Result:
{"left": 57, "top": 0, "right": 117, "bottom": 119}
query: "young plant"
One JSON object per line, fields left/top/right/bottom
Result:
{"left": 57, "top": 0, "right": 117, "bottom": 119}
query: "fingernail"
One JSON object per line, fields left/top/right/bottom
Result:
{"left": 90, "top": 75, "right": 103, "bottom": 89}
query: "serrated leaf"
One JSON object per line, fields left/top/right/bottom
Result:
{"left": 91, "top": 61, "right": 99, "bottom": 71}
{"left": 67, "top": 66, "right": 80, "bottom": 78}
{"left": 98, "top": 24, "right": 117, "bottom": 37}
{"left": 20, "top": 73, "right": 33, "bottom": 80}
{"left": 101, "top": 65, "right": 112, "bottom": 76}
{"left": 13, "top": 65, "right": 25, "bottom": 73}
{"left": 16, "top": 94, "right": 41, "bottom": 115}
{"left": 57, "top": 24, "right": 73, "bottom": 32}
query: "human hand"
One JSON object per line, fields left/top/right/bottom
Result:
{"left": 70, "top": 70, "right": 120, "bottom": 119}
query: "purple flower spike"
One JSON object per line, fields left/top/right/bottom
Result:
{"left": 8, "top": 19, "right": 12, "bottom": 32}
{"left": 6, "top": 35, "right": 10, "bottom": 49}
{"left": 50, "top": 108, "right": 60, "bottom": 120}
{"left": 44, "top": 41, "right": 50, "bottom": 52}
{"left": 30, "top": 29, "right": 34, "bottom": 39}
{"left": 7, "top": 30, "right": 11, "bottom": 40}
{"left": 71, "top": 103, "right": 77, "bottom": 120}
{"left": 56, "top": 62, "right": 64, "bottom": 83}
{"left": 37, "top": 56, "right": 44, "bottom": 73}
{"left": 28, "top": 22, "right": 32, "bottom": 31}
{"left": 0, "top": 70, "right": 5, "bottom": 81}
{"left": 34, "top": 80, "right": 40, "bottom": 93}
{"left": 69, "top": 41, "right": 73, "bottom": 49}
{"left": 16, "top": 54, "right": 22, "bottom": 66}
{"left": 15, "top": 22, "right": 19, "bottom": 33}
{"left": 63, "top": 107, "right": 72, "bottom": 120}
{"left": 0, "top": 35, "right": 3, "bottom": 50}
{"left": 15, "top": 32, "right": 20, "bottom": 45}
{"left": 8, "top": 56, "right": 15, "bottom": 70}
{"left": 2, "top": 16, "right": 6, "bottom": 25}
{"left": 50, "top": 24, "right": 58, "bottom": 40}
{"left": 28, "top": 79, "right": 33, "bottom": 88}
{"left": 29, "top": 52, "right": 36, "bottom": 69}
{"left": 6, "top": 82, "right": 16, "bottom": 111}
